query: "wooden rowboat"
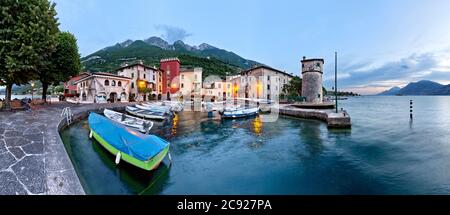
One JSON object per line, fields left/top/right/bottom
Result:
{"left": 126, "top": 106, "right": 168, "bottom": 120}
{"left": 103, "top": 109, "right": 154, "bottom": 133}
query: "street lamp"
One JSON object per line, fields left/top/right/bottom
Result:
{"left": 31, "top": 81, "right": 35, "bottom": 101}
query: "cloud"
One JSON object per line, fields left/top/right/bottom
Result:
{"left": 155, "top": 25, "right": 192, "bottom": 44}
{"left": 325, "top": 51, "right": 450, "bottom": 94}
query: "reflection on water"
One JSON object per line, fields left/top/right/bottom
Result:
{"left": 91, "top": 139, "right": 171, "bottom": 195}
{"left": 171, "top": 113, "right": 178, "bottom": 136}
{"left": 61, "top": 96, "right": 450, "bottom": 194}
{"left": 252, "top": 117, "right": 263, "bottom": 135}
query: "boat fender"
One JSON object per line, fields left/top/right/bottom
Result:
{"left": 168, "top": 152, "right": 172, "bottom": 164}
{"left": 115, "top": 152, "right": 121, "bottom": 165}
{"left": 89, "top": 130, "right": 93, "bottom": 139}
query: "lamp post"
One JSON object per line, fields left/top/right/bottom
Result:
{"left": 31, "top": 81, "right": 35, "bottom": 101}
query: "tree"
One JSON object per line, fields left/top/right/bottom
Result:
{"left": 138, "top": 86, "right": 152, "bottom": 101}
{"left": 0, "top": 0, "right": 59, "bottom": 108}
{"left": 40, "top": 32, "right": 81, "bottom": 100}
{"left": 53, "top": 85, "right": 64, "bottom": 94}
{"left": 282, "top": 76, "right": 302, "bottom": 101}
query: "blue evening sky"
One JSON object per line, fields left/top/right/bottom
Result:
{"left": 53, "top": 0, "right": 450, "bottom": 94}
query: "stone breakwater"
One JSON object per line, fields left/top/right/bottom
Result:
{"left": 278, "top": 105, "right": 351, "bottom": 129}
{"left": 0, "top": 102, "right": 134, "bottom": 195}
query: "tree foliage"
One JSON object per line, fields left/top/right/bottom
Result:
{"left": 0, "top": 0, "right": 59, "bottom": 107}
{"left": 282, "top": 76, "right": 328, "bottom": 101}
{"left": 282, "top": 76, "right": 302, "bottom": 100}
{"left": 40, "top": 31, "right": 81, "bottom": 99}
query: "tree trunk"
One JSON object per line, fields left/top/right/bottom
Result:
{"left": 42, "top": 82, "right": 48, "bottom": 102}
{"left": 3, "top": 84, "right": 13, "bottom": 110}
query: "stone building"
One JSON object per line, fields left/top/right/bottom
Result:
{"left": 203, "top": 79, "right": 233, "bottom": 101}
{"left": 116, "top": 61, "right": 159, "bottom": 101}
{"left": 179, "top": 67, "right": 202, "bottom": 99}
{"left": 233, "top": 65, "right": 293, "bottom": 101}
{"left": 63, "top": 72, "right": 89, "bottom": 97}
{"left": 301, "top": 57, "right": 324, "bottom": 103}
{"left": 159, "top": 58, "right": 181, "bottom": 99}
{"left": 74, "top": 72, "right": 131, "bottom": 103}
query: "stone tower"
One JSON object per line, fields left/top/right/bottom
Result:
{"left": 301, "top": 57, "right": 324, "bottom": 103}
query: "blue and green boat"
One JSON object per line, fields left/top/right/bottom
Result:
{"left": 88, "top": 112, "right": 170, "bottom": 171}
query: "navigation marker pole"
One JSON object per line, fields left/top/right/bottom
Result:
{"left": 335, "top": 52, "right": 338, "bottom": 113}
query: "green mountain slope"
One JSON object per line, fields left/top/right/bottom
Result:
{"left": 81, "top": 38, "right": 261, "bottom": 78}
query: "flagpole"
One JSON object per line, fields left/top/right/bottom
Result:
{"left": 335, "top": 52, "right": 338, "bottom": 113}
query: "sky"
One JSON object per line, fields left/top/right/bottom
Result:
{"left": 52, "top": 0, "right": 450, "bottom": 95}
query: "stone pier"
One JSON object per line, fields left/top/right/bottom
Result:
{"left": 278, "top": 104, "right": 351, "bottom": 129}
{"left": 0, "top": 102, "right": 135, "bottom": 195}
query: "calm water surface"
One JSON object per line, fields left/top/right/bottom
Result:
{"left": 0, "top": 94, "right": 33, "bottom": 100}
{"left": 60, "top": 96, "right": 450, "bottom": 194}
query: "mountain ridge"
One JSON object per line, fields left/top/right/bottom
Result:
{"left": 377, "top": 80, "right": 450, "bottom": 95}
{"left": 81, "top": 36, "right": 262, "bottom": 78}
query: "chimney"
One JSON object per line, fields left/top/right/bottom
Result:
{"left": 303, "top": 56, "right": 306, "bottom": 60}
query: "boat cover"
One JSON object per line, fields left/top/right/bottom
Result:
{"left": 88, "top": 112, "right": 169, "bottom": 161}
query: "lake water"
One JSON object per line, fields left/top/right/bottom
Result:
{"left": 60, "top": 96, "right": 450, "bottom": 194}
{"left": 0, "top": 94, "right": 33, "bottom": 100}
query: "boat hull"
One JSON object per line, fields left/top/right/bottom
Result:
{"left": 104, "top": 109, "right": 153, "bottom": 133}
{"left": 220, "top": 107, "right": 259, "bottom": 119}
{"left": 126, "top": 107, "right": 167, "bottom": 120}
{"left": 91, "top": 129, "right": 169, "bottom": 171}
{"left": 221, "top": 112, "right": 258, "bottom": 118}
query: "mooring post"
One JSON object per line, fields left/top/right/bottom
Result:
{"left": 410, "top": 100, "right": 413, "bottom": 119}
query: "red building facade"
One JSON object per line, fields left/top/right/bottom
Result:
{"left": 159, "top": 58, "right": 181, "bottom": 96}
{"left": 64, "top": 72, "right": 89, "bottom": 97}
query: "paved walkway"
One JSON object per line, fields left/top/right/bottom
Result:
{"left": 0, "top": 102, "right": 134, "bottom": 195}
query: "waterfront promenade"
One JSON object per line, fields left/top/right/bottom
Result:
{"left": 0, "top": 102, "right": 134, "bottom": 195}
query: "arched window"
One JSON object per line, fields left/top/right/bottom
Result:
{"left": 104, "top": 80, "right": 109, "bottom": 86}
{"left": 111, "top": 80, "right": 116, "bottom": 86}
{"left": 118, "top": 81, "right": 122, "bottom": 87}
{"left": 131, "top": 82, "right": 134, "bottom": 89}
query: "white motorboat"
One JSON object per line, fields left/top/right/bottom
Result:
{"left": 219, "top": 107, "right": 259, "bottom": 119}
